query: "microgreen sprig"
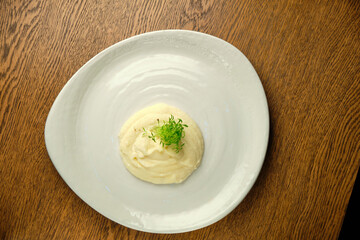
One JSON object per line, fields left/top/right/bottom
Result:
{"left": 143, "top": 115, "right": 188, "bottom": 153}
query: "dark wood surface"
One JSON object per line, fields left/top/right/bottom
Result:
{"left": 1, "top": 0, "right": 359, "bottom": 239}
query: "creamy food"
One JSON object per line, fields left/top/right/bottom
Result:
{"left": 118, "top": 103, "right": 204, "bottom": 184}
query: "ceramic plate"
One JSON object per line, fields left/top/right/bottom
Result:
{"left": 45, "top": 30, "right": 269, "bottom": 233}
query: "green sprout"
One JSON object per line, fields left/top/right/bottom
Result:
{"left": 143, "top": 115, "right": 188, "bottom": 153}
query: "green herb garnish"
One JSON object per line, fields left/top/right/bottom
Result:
{"left": 143, "top": 115, "right": 188, "bottom": 153}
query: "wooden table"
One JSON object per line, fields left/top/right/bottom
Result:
{"left": 1, "top": 0, "right": 359, "bottom": 239}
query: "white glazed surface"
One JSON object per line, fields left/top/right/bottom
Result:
{"left": 45, "top": 30, "right": 269, "bottom": 233}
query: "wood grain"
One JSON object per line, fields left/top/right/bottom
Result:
{"left": 1, "top": 0, "right": 359, "bottom": 239}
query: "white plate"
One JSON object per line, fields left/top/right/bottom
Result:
{"left": 45, "top": 30, "right": 269, "bottom": 233}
